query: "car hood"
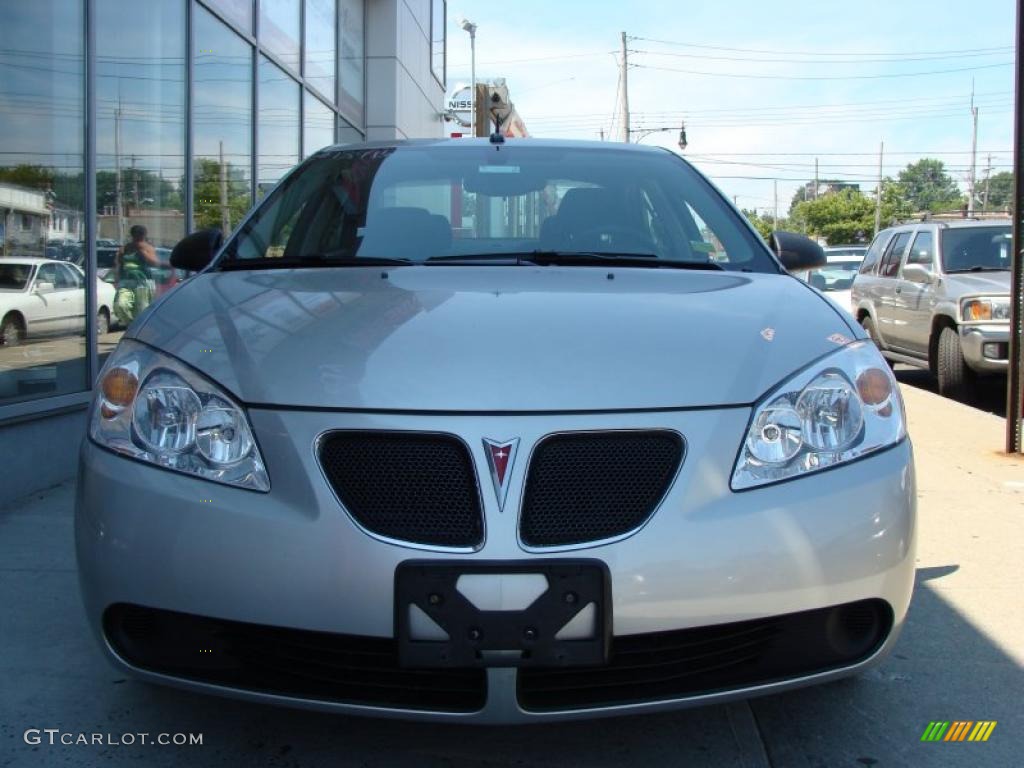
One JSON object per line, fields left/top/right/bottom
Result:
{"left": 943, "top": 270, "right": 1010, "bottom": 295}
{"left": 132, "top": 267, "right": 857, "bottom": 411}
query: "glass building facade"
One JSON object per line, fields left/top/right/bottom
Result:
{"left": 0, "top": 0, "right": 368, "bottom": 417}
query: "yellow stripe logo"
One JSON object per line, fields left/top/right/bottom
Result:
{"left": 921, "top": 721, "right": 996, "bottom": 742}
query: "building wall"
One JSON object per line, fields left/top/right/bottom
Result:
{"left": 366, "top": 0, "right": 444, "bottom": 140}
{"left": 0, "top": 0, "right": 444, "bottom": 507}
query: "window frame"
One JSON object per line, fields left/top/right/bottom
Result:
{"left": 878, "top": 231, "right": 911, "bottom": 278}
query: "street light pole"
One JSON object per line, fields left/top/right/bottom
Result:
{"left": 460, "top": 19, "right": 477, "bottom": 137}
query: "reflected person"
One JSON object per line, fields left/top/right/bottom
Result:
{"left": 113, "top": 224, "right": 160, "bottom": 326}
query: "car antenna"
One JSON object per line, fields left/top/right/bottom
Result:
{"left": 490, "top": 112, "right": 505, "bottom": 145}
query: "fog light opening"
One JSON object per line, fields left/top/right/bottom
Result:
{"left": 825, "top": 603, "right": 882, "bottom": 658}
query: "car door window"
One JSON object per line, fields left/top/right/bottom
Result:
{"left": 58, "top": 264, "right": 83, "bottom": 288}
{"left": 859, "top": 232, "right": 889, "bottom": 274}
{"left": 905, "top": 231, "right": 935, "bottom": 268}
{"left": 36, "top": 264, "right": 60, "bottom": 288}
{"left": 879, "top": 232, "right": 911, "bottom": 278}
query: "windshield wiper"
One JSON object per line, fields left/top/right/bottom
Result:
{"left": 219, "top": 254, "right": 414, "bottom": 270}
{"left": 426, "top": 251, "right": 723, "bottom": 270}
{"left": 945, "top": 266, "right": 1009, "bottom": 273}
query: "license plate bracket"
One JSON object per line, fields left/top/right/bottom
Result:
{"left": 395, "top": 560, "right": 611, "bottom": 669}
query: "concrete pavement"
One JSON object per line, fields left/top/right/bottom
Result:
{"left": 1, "top": 382, "right": 1021, "bottom": 767}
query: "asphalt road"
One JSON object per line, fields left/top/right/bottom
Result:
{"left": 2, "top": 384, "right": 1021, "bottom": 768}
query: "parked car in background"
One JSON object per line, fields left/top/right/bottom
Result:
{"left": 797, "top": 245, "right": 867, "bottom": 314}
{"left": 78, "top": 139, "right": 914, "bottom": 724}
{"left": 851, "top": 219, "right": 1011, "bottom": 399}
{"left": 0, "top": 258, "right": 115, "bottom": 346}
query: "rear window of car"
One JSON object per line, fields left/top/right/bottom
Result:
{"left": 0, "top": 263, "right": 33, "bottom": 290}
{"left": 222, "top": 145, "right": 779, "bottom": 273}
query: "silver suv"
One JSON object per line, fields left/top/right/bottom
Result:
{"left": 851, "top": 218, "right": 1011, "bottom": 399}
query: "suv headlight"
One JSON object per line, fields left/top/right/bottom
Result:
{"left": 962, "top": 296, "right": 1010, "bottom": 322}
{"left": 732, "top": 340, "right": 905, "bottom": 490}
{"left": 90, "top": 340, "right": 269, "bottom": 491}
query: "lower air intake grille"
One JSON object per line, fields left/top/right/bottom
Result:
{"left": 105, "top": 604, "right": 487, "bottom": 712}
{"left": 318, "top": 431, "right": 483, "bottom": 548}
{"left": 520, "top": 431, "right": 683, "bottom": 547}
{"left": 518, "top": 599, "right": 892, "bottom": 711}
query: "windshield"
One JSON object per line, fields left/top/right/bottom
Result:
{"left": 941, "top": 226, "right": 1012, "bottom": 272}
{"left": 221, "top": 144, "right": 777, "bottom": 273}
{"left": 0, "top": 263, "right": 34, "bottom": 290}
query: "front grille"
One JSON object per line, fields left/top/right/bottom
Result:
{"left": 518, "top": 599, "right": 892, "bottom": 711}
{"left": 318, "top": 432, "right": 483, "bottom": 548}
{"left": 520, "top": 431, "right": 683, "bottom": 547}
{"left": 105, "top": 604, "right": 487, "bottom": 713}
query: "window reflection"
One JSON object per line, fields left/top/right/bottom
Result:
{"left": 203, "top": 0, "right": 252, "bottom": 34}
{"left": 304, "top": 92, "right": 335, "bottom": 158}
{"left": 257, "top": 56, "right": 299, "bottom": 194}
{"left": 193, "top": 4, "right": 253, "bottom": 234}
{"left": 0, "top": 1, "right": 87, "bottom": 403}
{"left": 305, "top": 0, "right": 336, "bottom": 101}
{"left": 338, "top": 0, "right": 364, "bottom": 126}
{"left": 96, "top": 0, "right": 185, "bottom": 339}
{"left": 260, "top": 0, "right": 300, "bottom": 72}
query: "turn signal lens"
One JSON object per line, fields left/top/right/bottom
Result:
{"left": 962, "top": 300, "right": 992, "bottom": 321}
{"left": 99, "top": 367, "right": 138, "bottom": 418}
{"left": 856, "top": 367, "right": 892, "bottom": 407}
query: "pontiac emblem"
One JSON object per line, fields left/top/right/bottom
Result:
{"left": 482, "top": 438, "right": 519, "bottom": 512}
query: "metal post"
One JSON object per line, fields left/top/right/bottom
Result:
{"left": 469, "top": 28, "right": 476, "bottom": 138}
{"left": 983, "top": 153, "right": 993, "bottom": 212}
{"left": 968, "top": 88, "right": 979, "bottom": 216}
{"left": 773, "top": 180, "right": 778, "bottom": 227}
{"left": 813, "top": 157, "right": 819, "bottom": 199}
{"left": 620, "top": 31, "right": 630, "bottom": 142}
{"left": 1006, "top": 0, "right": 1024, "bottom": 453}
{"left": 874, "top": 140, "right": 884, "bottom": 236}
{"left": 85, "top": 0, "right": 97, "bottom": 383}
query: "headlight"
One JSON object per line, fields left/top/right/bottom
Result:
{"left": 90, "top": 340, "right": 270, "bottom": 491}
{"left": 732, "top": 341, "right": 905, "bottom": 490}
{"left": 962, "top": 296, "right": 1010, "bottom": 322}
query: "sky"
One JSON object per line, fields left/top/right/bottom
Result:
{"left": 445, "top": 0, "right": 1018, "bottom": 216}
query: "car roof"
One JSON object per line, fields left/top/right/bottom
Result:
{"left": 316, "top": 137, "right": 668, "bottom": 154}
{"left": 887, "top": 218, "right": 1011, "bottom": 232}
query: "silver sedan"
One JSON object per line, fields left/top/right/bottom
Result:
{"left": 76, "top": 139, "right": 915, "bottom": 723}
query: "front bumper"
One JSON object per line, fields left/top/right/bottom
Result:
{"left": 76, "top": 406, "right": 917, "bottom": 723}
{"left": 960, "top": 324, "right": 1010, "bottom": 374}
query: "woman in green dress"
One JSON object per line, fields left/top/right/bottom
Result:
{"left": 113, "top": 225, "right": 161, "bottom": 326}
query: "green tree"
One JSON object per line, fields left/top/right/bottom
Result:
{"left": 792, "top": 188, "right": 876, "bottom": 245}
{"left": 192, "top": 158, "right": 251, "bottom": 233}
{"left": 789, "top": 179, "right": 859, "bottom": 216}
{"left": 741, "top": 208, "right": 786, "bottom": 241}
{"left": 983, "top": 171, "right": 1014, "bottom": 211}
{"left": 897, "top": 158, "right": 963, "bottom": 213}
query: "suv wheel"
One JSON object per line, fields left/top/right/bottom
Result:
{"left": 936, "top": 326, "right": 975, "bottom": 401}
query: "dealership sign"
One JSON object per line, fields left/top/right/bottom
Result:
{"left": 447, "top": 86, "right": 473, "bottom": 122}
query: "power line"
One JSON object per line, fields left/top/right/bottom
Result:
{"left": 629, "top": 48, "right": 1015, "bottom": 65}
{"left": 626, "top": 36, "right": 1014, "bottom": 58}
{"left": 630, "top": 60, "right": 1013, "bottom": 81}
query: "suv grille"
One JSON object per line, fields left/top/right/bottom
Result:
{"left": 318, "top": 432, "right": 483, "bottom": 548}
{"left": 519, "top": 431, "right": 683, "bottom": 547}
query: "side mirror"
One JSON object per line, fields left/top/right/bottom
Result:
{"left": 170, "top": 228, "right": 223, "bottom": 272}
{"left": 770, "top": 231, "right": 826, "bottom": 272}
{"left": 34, "top": 281, "right": 55, "bottom": 294}
{"left": 901, "top": 263, "right": 933, "bottom": 284}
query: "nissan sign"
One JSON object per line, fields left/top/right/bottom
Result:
{"left": 447, "top": 86, "right": 473, "bottom": 120}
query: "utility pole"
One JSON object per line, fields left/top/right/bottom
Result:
{"left": 219, "top": 140, "right": 229, "bottom": 233}
{"left": 599, "top": 129, "right": 605, "bottom": 142}
{"left": 130, "top": 154, "right": 139, "bottom": 216}
{"left": 982, "top": 152, "right": 993, "bottom": 212}
{"left": 968, "top": 84, "right": 979, "bottom": 216}
{"left": 874, "top": 140, "right": 884, "bottom": 236}
{"left": 114, "top": 104, "right": 124, "bottom": 243}
{"left": 773, "top": 180, "right": 778, "bottom": 226}
{"left": 620, "top": 31, "right": 630, "bottom": 142}
{"left": 813, "top": 158, "right": 819, "bottom": 199}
